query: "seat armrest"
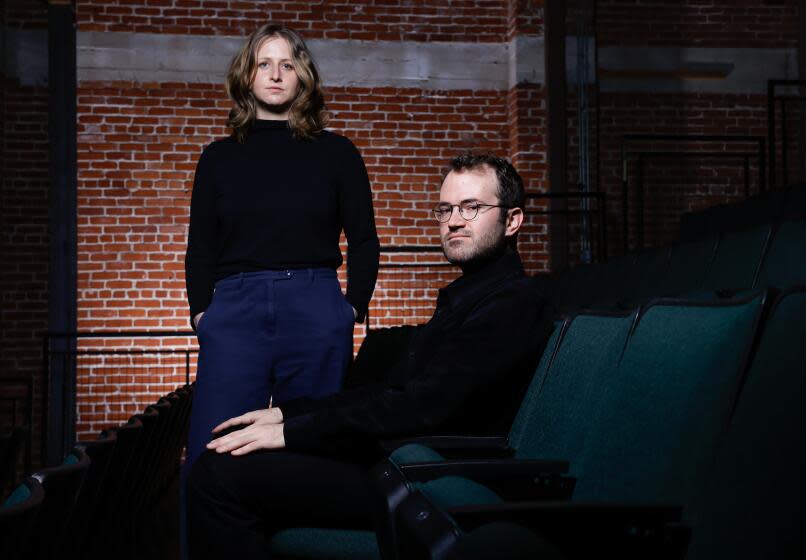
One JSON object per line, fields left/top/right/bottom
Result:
{"left": 400, "top": 458, "right": 573, "bottom": 500}
{"left": 400, "top": 458, "right": 569, "bottom": 481}
{"left": 379, "top": 435, "right": 512, "bottom": 458}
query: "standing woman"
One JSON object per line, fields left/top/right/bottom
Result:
{"left": 184, "top": 23, "right": 380, "bottom": 469}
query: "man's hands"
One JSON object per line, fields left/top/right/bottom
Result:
{"left": 207, "top": 407, "right": 285, "bottom": 456}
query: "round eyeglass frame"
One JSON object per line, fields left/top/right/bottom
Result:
{"left": 432, "top": 202, "right": 509, "bottom": 222}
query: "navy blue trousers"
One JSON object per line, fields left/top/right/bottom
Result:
{"left": 181, "top": 268, "right": 355, "bottom": 557}
{"left": 187, "top": 268, "right": 354, "bottom": 465}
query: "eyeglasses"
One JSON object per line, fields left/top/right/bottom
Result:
{"left": 432, "top": 201, "right": 508, "bottom": 222}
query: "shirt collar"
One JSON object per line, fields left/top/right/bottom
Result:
{"left": 436, "top": 249, "right": 525, "bottom": 311}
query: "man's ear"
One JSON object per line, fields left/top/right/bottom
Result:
{"left": 504, "top": 207, "right": 524, "bottom": 237}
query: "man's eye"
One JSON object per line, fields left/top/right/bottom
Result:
{"left": 462, "top": 203, "right": 480, "bottom": 211}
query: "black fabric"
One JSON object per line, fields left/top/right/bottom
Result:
{"left": 185, "top": 120, "right": 380, "bottom": 325}
{"left": 342, "top": 325, "right": 424, "bottom": 389}
{"left": 279, "top": 249, "right": 554, "bottom": 459}
{"left": 187, "top": 450, "right": 374, "bottom": 558}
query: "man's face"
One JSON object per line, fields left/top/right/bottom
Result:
{"left": 438, "top": 166, "right": 509, "bottom": 267}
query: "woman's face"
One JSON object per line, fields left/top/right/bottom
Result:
{"left": 251, "top": 36, "right": 300, "bottom": 120}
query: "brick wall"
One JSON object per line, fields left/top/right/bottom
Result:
{"left": 0, "top": 0, "right": 50, "bottom": 467}
{"left": 597, "top": 0, "right": 798, "bottom": 48}
{"left": 71, "top": 0, "right": 550, "bottom": 438}
{"left": 566, "top": 0, "right": 801, "bottom": 256}
{"left": 66, "top": 0, "right": 800, "bottom": 438}
{"left": 77, "top": 0, "right": 509, "bottom": 40}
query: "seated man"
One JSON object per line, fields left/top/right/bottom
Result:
{"left": 187, "top": 153, "right": 554, "bottom": 557}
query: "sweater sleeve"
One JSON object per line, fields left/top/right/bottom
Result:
{"left": 185, "top": 146, "right": 218, "bottom": 330}
{"left": 337, "top": 139, "right": 380, "bottom": 323}
{"left": 282, "top": 286, "right": 553, "bottom": 454}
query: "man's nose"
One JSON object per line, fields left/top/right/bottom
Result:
{"left": 447, "top": 206, "right": 465, "bottom": 228}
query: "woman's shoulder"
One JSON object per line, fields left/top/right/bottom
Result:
{"left": 196, "top": 135, "right": 239, "bottom": 163}
{"left": 316, "top": 129, "right": 362, "bottom": 156}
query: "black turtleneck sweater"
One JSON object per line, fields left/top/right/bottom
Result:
{"left": 278, "top": 249, "right": 554, "bottom": 460}
{"left": 185, "top": 120, "right": 380, "bottom": 326}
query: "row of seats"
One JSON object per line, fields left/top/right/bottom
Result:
{"left": 540, "top": 219, "right": 806, "bottom": 313}
{"left": 0, "top": 426, "right": 28, "bottom": 498}
{"left": 270, "top": 287, "right": 804, "bottom": 559}
{"left": 679, "top": 183, "right": 806, "bottom": 242}
{"left": 268, "top": 197, "right": 806, "bottom": 557}
{"left": 0, "top": 384, "right": 192, "bottom": 560}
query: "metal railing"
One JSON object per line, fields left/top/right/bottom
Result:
{"left": 0, "top": 376, "right": 34, "bottom": 474}
{"left": 621, "top": 134, "right": 766, "bottom": 252}
{"left": 768, "top": 79, "right": 806, "bottom": 190}
{"left": 43, "top": 331, "right": 197, "bottom": 464}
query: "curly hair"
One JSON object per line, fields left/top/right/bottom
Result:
{"left": 226, "top": 24, "right": 328, "bottom": 142}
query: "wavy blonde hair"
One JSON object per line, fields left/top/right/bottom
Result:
{"left": 226, "top": 24, "right": 328, "bottom": 142}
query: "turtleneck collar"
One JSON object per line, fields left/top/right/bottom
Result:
{"left": 251, "top": 119, "right": 290, "bottom": 131}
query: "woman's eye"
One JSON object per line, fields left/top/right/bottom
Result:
{"left": 282, "top": 63, "right": 294, "bottom": 71}
{"left": 258, "top": 62, "right": 268, "bottom": 69}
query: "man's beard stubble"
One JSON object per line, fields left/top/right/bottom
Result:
{"left": 441, "top": 223, "right": 508, "bottom": 270}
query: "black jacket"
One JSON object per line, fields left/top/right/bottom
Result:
{"left": 280, "top": 249, "right": 554, "bottom": 458}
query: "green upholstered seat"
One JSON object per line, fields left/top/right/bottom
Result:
{"left": 623, "top": 247, "right": 671, "bottom": 303}
{"left": 571, "top": 292, "right": 765, "bottom": 504}
{"left": 416, "top": 476, "right": 502, "bottom": 509}
{"left": 660, "top": 235, "right": 718, "bottom": 296}
{"left": 270, "top": 528, "right": 381, "bottom": 560}
{"left": 0, "top": 477, "right": 44, "bottom": 559}
{"left": 755, "top": 220, "right": 806, "bottom": 288}
{"left": 685, "top": 288, "right": 806, "bottom": 559}
{"left": 590, "top": 254, "right": 637, "bottom": 306}
{"left": 510, "top": 311, "right": 636, "bottom": 462}
{"left": 703, "top": 225, "right": 771, "bottom": 292}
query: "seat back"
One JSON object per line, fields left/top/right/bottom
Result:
{"left": 511, "top": 310, "right": 637, "bottom": 462}
{"left": 755, "top": 220, "right": 806, "bottom": 288}
{"left": 660, "top": 236, "right": 718, "bottom": 296}
{"left": 27, "top": 447, "right": 91, "bottom": 559}
{"left": 571, "top": 292, "right": 766, "bottom": 504}
{"left": 703, "top": 225, "right": 771, "bottom": 292}
{"left": 0, "top": 426, "right": 29, "bottom": 498}
{"left": 62, "top": 430, "right": 117, "bottom": 556}
{"left": 624, "top": 247, "right": 671, "bottom": 303}
{"left": 85, "top": 417, "right": 142, "bottom": 554}
{"left": 0, "top": 477, "right": 44, "bottom": 560}
{"left": 506, "top": 320, "right": 566, "bottom": 447}
{"left": 685, "top": 287, "right": 806, "bottom": 559}
{"left": 138, "top": 399, "right": 172, "bottom": 513}
{"left": 590, "top": 254, "right": 637, "bottom": 306}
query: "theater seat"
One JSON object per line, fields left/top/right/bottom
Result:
{"left": 25, "top": 447, "right": 91, "bottom": 559}
{"left": 0, "top": 476, "right": 44, "bottom": 560}
{"left": 755, "top": 220, "right": 806, "bottom": 288}
{"left": 685, "top": 287, "right": 806, "bottom": 559}
{"left": 702, "top": 225, "right": 771, "bottom": 292}
{"left": 377, "top": 292, "right": 766, "bottom": 557}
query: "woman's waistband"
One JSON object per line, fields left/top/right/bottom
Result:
{"left": 215, "top": 268, "right": 337, "bottom": 287}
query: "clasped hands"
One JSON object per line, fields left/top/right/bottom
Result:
{"left": 206, "top": 406, "right": 285, "bottom": 456}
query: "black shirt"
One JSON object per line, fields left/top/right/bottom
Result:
{"left": 280, "top": 249, "right": 554, "bottom": 458}
{"left": 184, "top": 120, "right": 380, "bottom": 325}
